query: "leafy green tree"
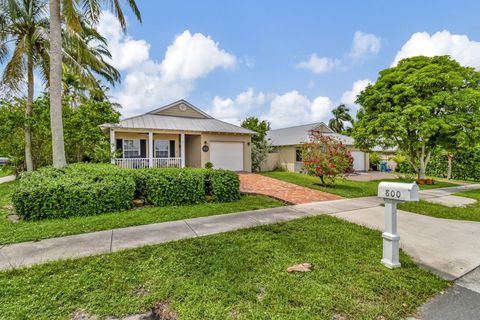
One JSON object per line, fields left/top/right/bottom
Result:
{"left": 0, "top": 0, "right": 50, "bottom": 171}
{"left": 0, "top": 92, "right": 119, "bottom": 170}
{"left": 353, "top": 56, "right": 480, "bottom": 179}
{"left": 328, "top": 104, "right": 354, "bottom": 133}
{"left": 48, "top": 0, "right": 142, "bottom": 169}
{"left": 241, "top": 117, "right": 271, "bottom": 172}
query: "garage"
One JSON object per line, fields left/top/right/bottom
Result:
{"left": 351, "top": 151, "right": 366, "bottom": 172}
{"left": 210, "top": 142, "right": 244, "bottom": 171}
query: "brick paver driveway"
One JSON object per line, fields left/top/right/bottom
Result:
{"left": 239, "top": 173, "right": 341, "bottom": 204}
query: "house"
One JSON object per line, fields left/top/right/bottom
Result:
{"left": 262, "top": 122, "right": 369, "bottom": 172}
{"left": 100, "top": 100, "right": 255, "bottom": 172}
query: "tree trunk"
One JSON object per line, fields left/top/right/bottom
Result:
{"left": 49, "top": 0, "right": 67, "bottom": 168}
{"left": 446, "top": 154, "right": 452, "bottom": 180}
{"left": 418, "top": 162, "right": 427, "bottom": 180}
{"left": 25, "top": 53, "right": 34, "bottom": 172}
{"left": 417, "top": 148, "right": 431, "bottom": 180}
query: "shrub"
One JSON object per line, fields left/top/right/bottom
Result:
{"left": 205, "top": 162, "right": 213, "bottom": 169}
{"left": 206, "top": 169, "right": 241, "bottom": 202}
{"left": 135, "top": 168, "right": 206, "bottom": 206}
{"left": 301, "top": 131, "right": 353, "bottom": 186}
{"left": 369, "top": 152, "right": 381, "bottom": 169}
{"left": 13, "top": 164, "right": 135, "bottom": 220}
{"left": 12, "top": 164, "right": 242, "bottom": 221}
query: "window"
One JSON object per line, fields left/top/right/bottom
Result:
{"left": 155, "top": 140, "right": 170, "bottom": 158}
{"left": 296, "top": 149, "right": 302, "bottom": 162}
{"left": 123, "top": 140, "right": 140, "bottom": 158}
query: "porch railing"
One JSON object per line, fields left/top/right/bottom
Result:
{"left": 114, "top": 157, "right": 182, "bottom": 169}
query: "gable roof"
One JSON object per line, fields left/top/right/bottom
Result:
{"left": 147, "top": 99, "right": 212, "bottom": 119}
{"left": 266, "top": 122, "right": 355, "bottom": 146}
{"left": 100, "top": 100, "right": 255, "bottom": 135}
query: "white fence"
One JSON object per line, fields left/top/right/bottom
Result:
{"left": 114, "top": 158, "right": 182, "bottom": 169}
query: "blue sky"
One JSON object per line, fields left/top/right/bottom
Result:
{"left": 7, "top": 0, "right": 480, "bottom": 128}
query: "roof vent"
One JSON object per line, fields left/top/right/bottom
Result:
{"left": 179, "top": 103, "right": 187, "bottom": 111}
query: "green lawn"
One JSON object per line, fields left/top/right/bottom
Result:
{"left": 0, "top": 215, "right": 447, "bottom": 319}
{"left": 261, "top": 171, "right": 456, "bottom": 198}
{"left": 398, "top": 189, "right": 480, "bottom": 222}
{"left": 0, "top": 181, "right": 283, "bottom": 245}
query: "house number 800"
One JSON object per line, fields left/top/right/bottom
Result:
{"left": 385, "top": 190, "right": 401, "bottom": 198}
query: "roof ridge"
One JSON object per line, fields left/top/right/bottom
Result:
{"left": 268, "top": 122, "right": 329, "bottom": 131}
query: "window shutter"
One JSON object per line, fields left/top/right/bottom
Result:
{"left": 116, "top": 139, "right": 123, "bottom": 152}
{"left": 140, "top": 140, "right": 147, "bottom": 158}
{"left": 170, "top": 140, "right": 175, "bottom": 157}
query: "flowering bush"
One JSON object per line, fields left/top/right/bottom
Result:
{"left": 301, "top": 131, "right": 354, "bottom": 186}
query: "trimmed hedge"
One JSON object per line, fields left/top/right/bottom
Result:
{"left": 12, "top": 164, "right": 241, "bottom": 221}
{"left": 13, "top": 165, "right": 136, "bottom": 220}
{"left": 135, "top": 168, "right": 206, "bottom": 206}
{"left": 207, "top": 169, "right": 241, "bottom": 202}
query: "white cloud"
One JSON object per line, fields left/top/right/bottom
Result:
{"left": 98, "top": 11, "right": 237, "bottom": 116}
{"left": 297, "top": 31, "right": 380, "bottom": 74}
{"left": 160, "top": 30, "right": 236, "bottom": 82}
{"left": 296, "top": 54, "right": 340, "bottom": 74}
{"left": 349, "top": 31, "right": 381, "bottom": 61}
{"left": 209, "top": 88, "right": 266, "bottom": 125}
{"left": 341, "top": 79, "right": 372, "bottom": 106}
{"left": 392, "top": 30, "right": 480, "bottom": 69}
{"left": 97, "top": 12, "right": 150, "bottom": 70}
{"left": 261, "top": 91, "right": 334, "bottom": 128}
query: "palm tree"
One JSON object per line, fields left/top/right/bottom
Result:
{"left": 0, "top": 0, "right": 121, "bottom": 170}
{"left": 328, "top": 104, "right": 354, "bottom": 133}
{"left": 0, "top": 0, "right": 50, "bottom": 171}
{"left": 49, "top": 0, "right": 141, "bottom": 168}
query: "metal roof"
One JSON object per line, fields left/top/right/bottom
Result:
{"left": 101, "top": 114, "right": 255, "bottom": 135}
{"left": 100, "top": 99, "right": 255, "bottom": 135}
{"left": 266, "top": 122, "right": 355, "bottom": 146}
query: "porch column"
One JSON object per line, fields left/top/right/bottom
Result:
{"left": 181, "top": 133, "right": 185, "bottom": 168}
{"left": 148, "top": 131, "right": 154, "bottom": 168}
{"left": 110, "top": 129, "right": 115, "bottom": 164}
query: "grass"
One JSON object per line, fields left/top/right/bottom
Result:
{"left": 0, "top": 165, "right": 13, "bottom": 177}
{"left": 261, "top": 171, "right": 456, "bottom": 198}
{"left": 0, "top": 215, "right": 447, "bottom": 319}
{"left": 398, "top": 189, "right": 480, "bottom": 222}
{"left": 0, "top": 181, "right": 283, "bottom": 245}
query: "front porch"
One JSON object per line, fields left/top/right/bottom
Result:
{"left": 110, "top": 130, "right": 201, "bottom": 169}
{"left": 114, "top": 157, "right": 183, "bottom": 169}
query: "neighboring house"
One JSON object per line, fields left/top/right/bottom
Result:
{"left": 262, "top": 122, "right": 369, "bottom": 172}
{"left": 100, "top": 100, "right": 255, "bottom": 172}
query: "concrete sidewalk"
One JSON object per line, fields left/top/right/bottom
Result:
{"left": 0, "top": 199, "right": 382, "bottom": 270}
{"left": 0, "top": 184, "right": 479, "bottom": 272}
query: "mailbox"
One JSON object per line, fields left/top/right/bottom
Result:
{"left": 377, "top": 181, "right": 419, "bottom": 269}
{"left": 378, "top": 182, "right": 419, "bottom": 202}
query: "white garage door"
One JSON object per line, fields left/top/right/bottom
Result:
{"left": 351, "top": 151, "right": 366, "bottom": 171}
{"left": 210, "top": 142, "right": 244, "bottom": 171}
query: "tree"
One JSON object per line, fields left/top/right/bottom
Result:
{"left": 0, "top": 92, "right": 120, "bottom": 170}
{"left": 0, "top": 0, "right": 121, "bottom": 171}
{"left": 0, "top": 0, "right": 50, "bottom": 171}
{"left": 353, "top": 56, "right": 480, "bottom": 180}
{"left": 328, "top": 104, "right": 354, "bottom": 133}
{"left": 48, "top": 0, "right": 141, "bottom": 168}
{"left": 301, "top": 131, "right": 353, "bottom": 186}
{"left": 241, "top": 117, "right": 271, "bottom": 172}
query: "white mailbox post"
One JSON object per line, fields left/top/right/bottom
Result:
{"left": 377, "top": 182, "right": 419, "bottom": 268}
